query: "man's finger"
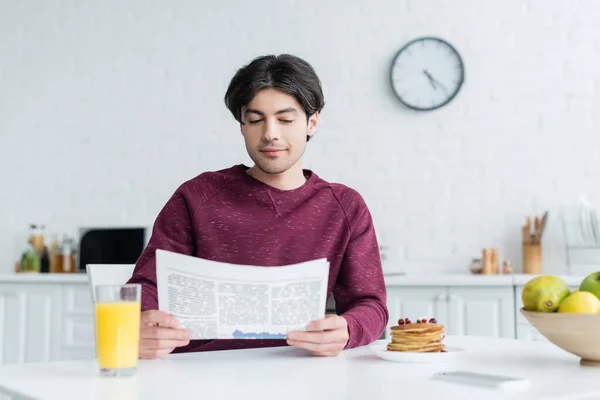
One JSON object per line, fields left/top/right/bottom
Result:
{"left": 141, "top": 326, "right": 190, "bottom": 341}
{"left": 139, "top": 347, "right": 175, "bottom": 360}
{"left": 286, "top": 340, "right": 343, "bottom": 354}
{"left": 287, "top": 329, "right": 346, "bottom": 344}
{"left": 141, "top": 310, "right": 180, "bottom": 328}
{"left": 140, "top": 338, "right": 190, "bottom": 350}
{"left": 305, "top": 315, "right": 347, "bottom": 332}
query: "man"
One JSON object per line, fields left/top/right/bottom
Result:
{"left": 127, "top": 54, "right": 388, "bottom": 359}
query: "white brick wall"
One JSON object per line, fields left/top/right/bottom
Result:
{"left": 2, "top": 0, "right": 600, "bottom": 274}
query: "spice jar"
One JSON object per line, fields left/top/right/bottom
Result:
{"left": 469, "top": 258, "right": 483, "bottom": 274}
{"left": 502, "top": 260, "right": 513, "bottom": 274}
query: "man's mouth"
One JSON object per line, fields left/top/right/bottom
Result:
{"left": 260, "top": 148, "right": 285, "bottom": 157}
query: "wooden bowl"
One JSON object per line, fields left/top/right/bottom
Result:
{"left": 520, "top": 307, "right": 600, "bottom": 366}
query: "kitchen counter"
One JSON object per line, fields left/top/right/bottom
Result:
{"left": 384, "top": 273, "right": 514, "bottom": 286}
{"left": 0, "top": 273, "right": 89, "bottom": 283}
{"left": 511, "top": 273, "right": 584, "bottom": 286}
{"left": 0, "top": 272, "right": 587, "bottom": 287}
{"left": 384, "top": 273, "right": 585, "bottom": 287}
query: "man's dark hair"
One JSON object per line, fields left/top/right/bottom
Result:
{"left": 224, "top": 54, "right": 325, "bottom": 142}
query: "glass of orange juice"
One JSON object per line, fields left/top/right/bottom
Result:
{"left": 94, "top": 284, "right": 141, "bottom": 377}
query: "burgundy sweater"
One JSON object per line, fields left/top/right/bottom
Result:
{"left": 127, "top": 164, "right": 388, "bottom": 353}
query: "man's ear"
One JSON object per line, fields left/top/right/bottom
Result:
{"left": 307, "top": 112, "right": 319, "bottom": 138}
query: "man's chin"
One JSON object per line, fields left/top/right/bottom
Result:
{"left": 255, "top": 160, "right": 292, "bottom": 175}
{"left": 257, "top": 165, "right": 288, "bottom": 175}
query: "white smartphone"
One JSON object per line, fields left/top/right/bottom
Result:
{"left": 431, "top": 370, "right": 531, "bottom": 393}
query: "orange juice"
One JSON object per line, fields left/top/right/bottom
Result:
{"left": 95, "top": 301, "right": 141, "bottom": 369}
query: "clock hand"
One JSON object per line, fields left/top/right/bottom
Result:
{"left": 423, "top": 69, "right": 448, "bottom": 93}
{"left": 422, "top": 70, "right": 437, "bottom": 91}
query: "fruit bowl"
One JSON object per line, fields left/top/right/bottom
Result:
{"left": 520, "top": 308, "right": 600, "bottom": 366}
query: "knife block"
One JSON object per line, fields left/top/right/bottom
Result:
{"left": 522, "top": 243, "right": 542, "bottom": 274}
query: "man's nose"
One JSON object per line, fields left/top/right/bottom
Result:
{"left": 262, "top": 119, "right": 281, "bottom": 141}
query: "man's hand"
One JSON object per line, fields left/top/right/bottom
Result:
{"left": 139, "top": 310, "right": 190, "bottom": 359}
{"left": 286, "top": 314, "right": 349, "bottom": 357}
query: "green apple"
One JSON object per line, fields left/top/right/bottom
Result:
{"left": 579, "top": 272, "right": 600, "bottom": 300}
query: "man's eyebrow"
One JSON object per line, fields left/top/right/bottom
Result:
{"left": 274, "top": 107, "right": 299, "bottom": 115}
{"left": 244, "top": 108, "right": 264, "bottom": 116}
{"left": 243, "top": 107, "right": 299, "bottom": 116}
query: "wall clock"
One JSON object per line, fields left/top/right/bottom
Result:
{"left": 390, "top": 37, "right": 465, "bottom": 111}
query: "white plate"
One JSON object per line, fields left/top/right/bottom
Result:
{"left": 369, "top": 342, "right": 464, "bottom": 364}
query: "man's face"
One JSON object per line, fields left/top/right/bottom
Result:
{"left": 241, "top": 88, "right": 318, "bottom": 175}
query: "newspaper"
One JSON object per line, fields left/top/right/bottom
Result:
{"left": 155, "top": 249, "right": 330, "bottom": 340}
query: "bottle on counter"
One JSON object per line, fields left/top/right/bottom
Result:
{"left": 49, "top": 235, "right": 60, "bottom": 273}
{"left": 28, "top": 224, "right": 44, "bottom": 252}
{"left": 56, "top": 235, "right": 77, "bottom": 273}
{"left": 39, "top": 225, "right": 50, "bottom": 273}
{"left": 20, "top": 242, "right": 40, "bottom": 273}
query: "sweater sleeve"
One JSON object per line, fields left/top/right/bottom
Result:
{"left": 127, "top": 189, "right": 196, "bottom": 311}
{"left": 334, "top": 191, "right": 389, "bottom": 349}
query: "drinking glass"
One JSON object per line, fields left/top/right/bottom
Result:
{"left": 94, "top": 284, "right": 141, "bottom": 377}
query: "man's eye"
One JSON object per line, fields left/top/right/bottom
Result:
{"left": 248, "top": 120, "right": 262, "bottom": 125}
{"left": 280, "top": 120, "right": 293, "bottom": 124}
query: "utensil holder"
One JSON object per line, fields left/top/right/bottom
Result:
{"left": 523, "top": 243, "right": 542, "bottom": 274}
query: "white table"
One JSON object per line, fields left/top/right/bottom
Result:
{"left": 0, "top": 336, "right": 597, "bottom": 400}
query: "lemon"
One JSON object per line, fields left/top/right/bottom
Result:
{"left": 557, "top": 291, "right": 600, "bottom": 314}
{"left": 522, "top": 275, "right": 570, "bottom": 312}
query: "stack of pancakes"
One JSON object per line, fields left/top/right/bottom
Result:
{"left": 387, "top": 321, "right": 445, "bottom": 352}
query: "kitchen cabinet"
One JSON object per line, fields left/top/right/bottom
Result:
{"left": 0, "top": 284, "right": 63, "bottom": 365}
{"left": 385, "top": 285, "right": 515, "bottom": 339}
{"left": 0, "top": 277, "right": 95, "bottom": 366}
{"left": 447, "top": 286, "right": 515, "bottom": 338}
{"left": 59, "top": 284, "right": 96, "bottom": 360}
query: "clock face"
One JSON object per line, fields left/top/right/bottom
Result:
{"left": 390, "top": 37, "right": 464, "bottom": 111}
